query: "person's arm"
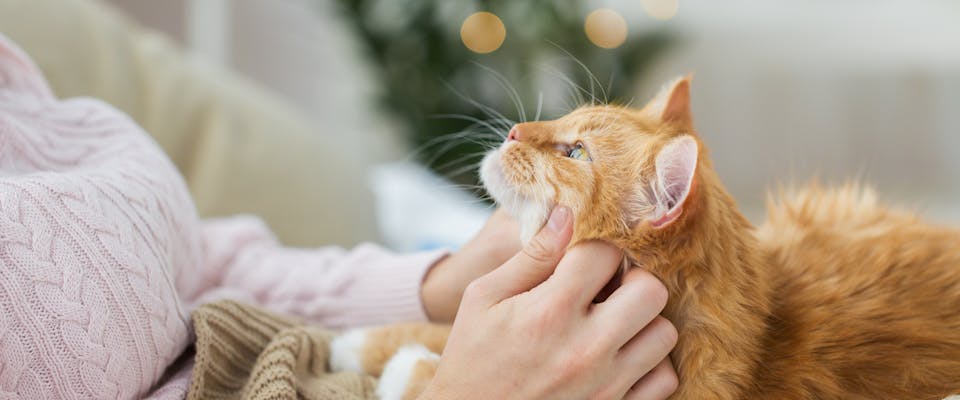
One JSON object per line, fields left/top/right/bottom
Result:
{"left": 422, "top": 207, "right": 679, "bottom": 400}
{"left": 185, "top": 210, "right": 520, "bottom": 329}
{"left": 186, "top": 215, "right": 446, "bottom": 329}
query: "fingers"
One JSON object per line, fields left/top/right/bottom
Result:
{"left": 624, "top": 358, "right": 679, "bottom": 400}
{"left": 487, "top": 207, "right": 520, "bottom": 231}
{"left": 477, "top": 208, "right": 522, "bottom": 262}
{"left": 547, "top": 240, "right": 623, "bottom": 307}
{"left": 615, "top": 316, "right": 678, "bottom": 396}
{"left": 468, "top": 206, "right": 573, "bottom": 305}
{"left": 601, "top": 316, "right": 677, "bottom": 400}
{"left": 592, "top": 268, "right": 669, "bottom": 346}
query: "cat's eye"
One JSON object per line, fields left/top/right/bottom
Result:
{"left": 567, "top": 142, "right": 592, "bottom": 161}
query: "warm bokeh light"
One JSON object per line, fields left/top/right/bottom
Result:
{"left": 641, "top": 0, "right": 679, "bottom": 20}
{"left": 460, "top": 12, "right": 506, "bottom": 54}
{"left": 584, "top": 8, "right": 628, "bottom": 49}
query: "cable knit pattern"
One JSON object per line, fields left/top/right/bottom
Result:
{"left": 0, "top": 33, "right": 199, "bottom": 399}
{"left": 0, "top": 34, "right": 446, "bottom": 399}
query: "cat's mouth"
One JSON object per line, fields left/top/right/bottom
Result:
{"left": 479, "top": 149, "right": 514, "bottom": 208}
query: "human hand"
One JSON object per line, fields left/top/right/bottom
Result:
{"left": 421, "top": 208, "right": 521, "bottom": 322}
{"left": 420, "top": 206, "right": 679, "bottom": 400}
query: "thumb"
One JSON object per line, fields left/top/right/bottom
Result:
{"left": 472, "top": 206, "right": 573, "bottom": 305}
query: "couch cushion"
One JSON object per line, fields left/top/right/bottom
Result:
{"left": 0, "top": 0, "right": 378, "bottom": 247}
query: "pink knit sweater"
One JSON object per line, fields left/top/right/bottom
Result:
{"left": 0, "top": 34, "right": 445, "bottom": 399}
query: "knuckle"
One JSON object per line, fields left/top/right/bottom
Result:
{"left": 556, "top": 351, "right": 592, "bottom": 381}
{"left": 568, "top": 337, "right": 611, "bottom": 370}
{"left": 650, "top": 317, "right": 679, "bottom": 349}
{"left": 581, "top": 337, "right": 610, "bottom": 362}
{"left": 578, "top": 240, "right": 623, "bottom": 263}
{"left": 648, "top": 280, "right": 669, "bottom": 309}
{"left": 642, "top": 364, "right": 680, "bottom": 400}
{"left": 524, "top": 302, "right": 566, "bottom": 333}
{"left": 597, "top": 241, "right": 624, "bottom": 262}
{"left": 462, "top": 279, "right": 489, "bottom": 301}
{"left": 594, "top": 319, "right": 637, "bottom": 352}
{"left": 659, "top": 369, "right": 680, "bottom": 396}
{"left": 522, "top": 236, "right": 557, "bottom": 265}
{"left": 633, "top": 272, "right": 669, "bottom": 309}
{"left": 544, "top": 289, "right": 577, "bottom": 310}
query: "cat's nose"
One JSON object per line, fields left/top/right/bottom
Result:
{"left": 507, "top": 125, "right": 521, "bottom": 142}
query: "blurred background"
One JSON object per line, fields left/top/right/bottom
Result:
{"left": 2, "top": 0, "right": 958, "bottom": 251}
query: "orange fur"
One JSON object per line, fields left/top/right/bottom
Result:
{"left": 402, "top": 358, "right": 441, "bottom": 400}
{"left": 344, "top": 77, "right": 960, "bottom": 399}
{"left": 360, "top": 323, "right": 449, "bottom": 376}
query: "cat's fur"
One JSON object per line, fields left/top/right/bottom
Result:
{"left": 330, "top": 77, "right": 960, "bottom": 400}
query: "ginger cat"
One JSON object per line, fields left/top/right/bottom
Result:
{"left": 330, "top": 77, "right": 960, "bottom": 400}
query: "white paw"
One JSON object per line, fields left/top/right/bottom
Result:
{"left": 329, "top": 328, "right": 369, "bottom": 373}
{"left": 377, "top": 344, "right": 440, "bottom": 400}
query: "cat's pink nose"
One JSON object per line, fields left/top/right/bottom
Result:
{"left": 507, "top": 126, "right": 521, "bottom": 142}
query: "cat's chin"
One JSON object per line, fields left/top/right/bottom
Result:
{"left": 480, "top": 150, "right": 554, "bottom": 245}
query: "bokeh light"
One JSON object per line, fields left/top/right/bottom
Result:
{"left": 460, "top": 12, "right": 506, "bottom": 54}
{"left": 584, "top": 8, "right": 628, "bottom": 49}
{"left": 641, "top": 0, "right": 679, "bottom": 20}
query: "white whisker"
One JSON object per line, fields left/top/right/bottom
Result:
{"left": 442, "top": 81, "right": 517, "bottom": 128}
{"left": 471, "top": 62, "right": 527, "bottom": 123}
{"left": 547, "top": 40, "right": 609, "bottom": 104}
{"left": 534, "top": 92, "right": 544, "bottom": 122}
{"left": 539, "top": 63, "right": 595, "bottom": 107}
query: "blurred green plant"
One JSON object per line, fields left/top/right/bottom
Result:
{"left": 331, "top": 0, "right": 671, "bottom": 184}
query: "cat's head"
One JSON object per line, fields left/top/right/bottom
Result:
{"left": 481, "top": 76, "right": 703, "bottom": 244}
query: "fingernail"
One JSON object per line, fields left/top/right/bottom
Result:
{"left": 547, "top": 206, "right": 570, "bottom": 233}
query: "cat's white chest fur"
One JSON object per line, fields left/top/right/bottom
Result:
{"left": 514, "top": 198, "right": 551, "bottom": 244}
{"left": 480, "top": 148, "right": 553, "bottom": 244}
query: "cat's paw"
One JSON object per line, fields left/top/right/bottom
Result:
{"left": 329, "top": 328, "right": 369, "bottom": 374}
{"left": 377, "top": 344, "right": 440, "bottom": 400}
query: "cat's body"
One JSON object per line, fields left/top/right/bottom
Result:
{"left": 330, "top": 77, "right": 960, "bottom": 400}
{"left": 635, "top": 174, "right": 960, "bottom": 400}
{"left": 748, "top": 185, "right": 960, "bottom": 399}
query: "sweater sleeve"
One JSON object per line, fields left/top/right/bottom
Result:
{"left": 186, "top": 215, "right": 448, "bottom": 329}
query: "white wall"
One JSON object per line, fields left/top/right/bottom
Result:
{"left": 635, "top": 0, "right": 960, "bottom": 221}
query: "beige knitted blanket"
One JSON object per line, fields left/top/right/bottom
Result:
{"left": 188, "top": 300, "right": 378, "bottom": 400}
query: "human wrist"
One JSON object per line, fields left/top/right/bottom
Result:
{"left": 421, "top": 231, "right": 521, "bottom": 322}
{"left": 420, "top": 253, "right": 459, "bottom": 322}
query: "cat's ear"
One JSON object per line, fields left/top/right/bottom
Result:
{"left": 639, "top": 75, "right": 692, "bottom": 126}
{"left": 647, "top": 135, "right": 698, "bottom": 228}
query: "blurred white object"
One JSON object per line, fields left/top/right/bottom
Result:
{"left": 370, "top": 162, "right": 492, "bottom": 252}
{"left": 186, "top": 0, "right": 231, "bottom": 65}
